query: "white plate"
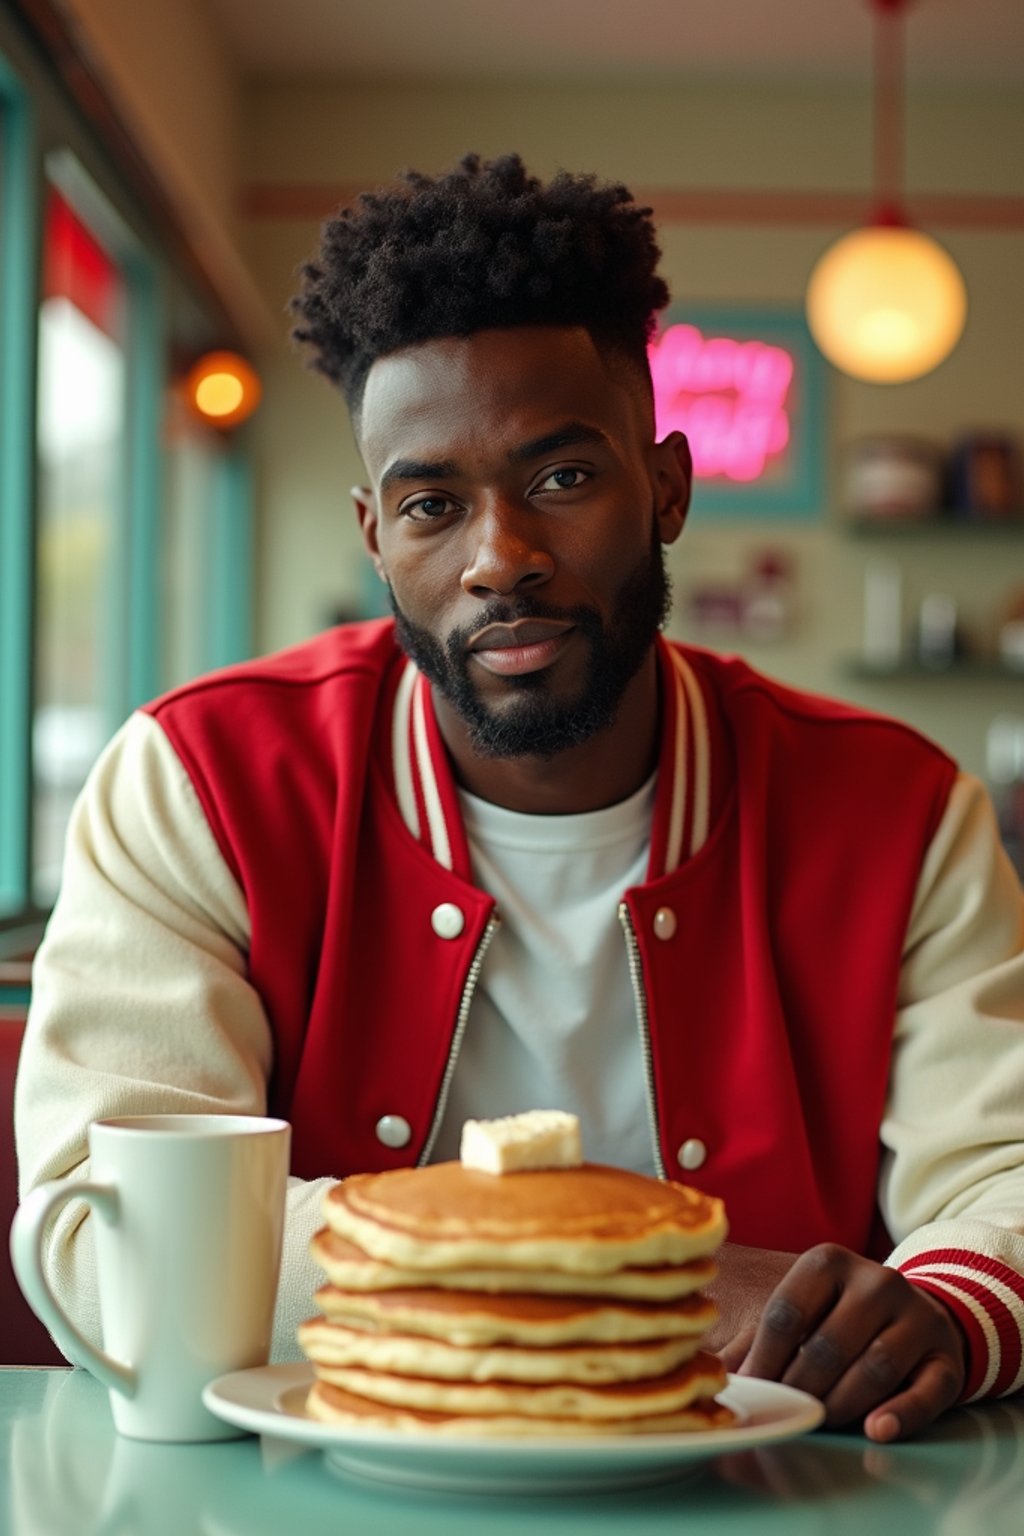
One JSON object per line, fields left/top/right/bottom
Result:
{"left": 203, "top": 1365, "right": 824, "bottom": 1494}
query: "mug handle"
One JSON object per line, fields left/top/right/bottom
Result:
{"left": 10, "top": 1179, "right": 136, "bottom": 1397}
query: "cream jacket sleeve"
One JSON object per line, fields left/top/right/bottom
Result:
{"left": 14, "top": 712, "right": 325, "bottom": 1363}
{"left": 882, "top": 772, "right": 1024, "bottom": 1400}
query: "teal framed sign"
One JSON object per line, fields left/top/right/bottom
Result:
{"left": 648, "top": 305, "right": 827, "bottom": 522}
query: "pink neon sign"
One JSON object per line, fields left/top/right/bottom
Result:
{"left": 648, "top": 325, "right": 795, "bottom": 483}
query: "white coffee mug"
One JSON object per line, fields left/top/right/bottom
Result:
{"left": 10, "top": 1114, "right": 290, "bottom": 1442}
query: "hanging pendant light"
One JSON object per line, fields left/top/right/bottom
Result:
{"left": 805, "top": 0, "right": 967, "bottom": 384}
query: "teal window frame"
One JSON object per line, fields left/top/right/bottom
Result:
{"left": 205, "top": 442, "right": 254, "bottom": 672}
{"left": 123, "top": 255, "right": 164, "bottom": 712}
{"left": 0, "top": 53, "right": 37, "bottom": 916}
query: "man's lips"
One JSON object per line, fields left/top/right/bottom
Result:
{"left": 467, "top": 619, "right": 576, "bottom": 677}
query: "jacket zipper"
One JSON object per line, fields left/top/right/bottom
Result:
{"left": 618, "top": 902, "right": 666, "bottom": 1178}
{"left": 418, "top": 911, "right": 501, "bottom": 1165}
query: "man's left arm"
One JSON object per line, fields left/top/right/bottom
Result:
{"left": 711, "top": 772, "right": 1024, "bottom": 1439}
{"left": 879, "top": 770, "right": 1024, "bottom": 1400}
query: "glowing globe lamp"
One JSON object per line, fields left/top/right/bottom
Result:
{"left": 186, "top": 351, "right": 262, "bottom": 428}
{"left": 806, "top": 224, "right": 967, "bottom": 384}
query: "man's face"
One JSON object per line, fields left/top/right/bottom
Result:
{"left": 356, "top": 326, "right": 689, "bottom": 760}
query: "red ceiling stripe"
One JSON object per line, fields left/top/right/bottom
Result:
{"left": 239, "top": 182, "right": 1024, "bottom": 229}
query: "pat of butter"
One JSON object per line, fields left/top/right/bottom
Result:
{"left": 460, "top": 1111, "right": 583, "bottom": 1174}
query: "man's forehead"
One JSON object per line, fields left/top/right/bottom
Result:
{"left": 358, "top": 326, "right": 642, "bottom": 469}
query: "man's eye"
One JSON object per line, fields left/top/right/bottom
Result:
{"left": 538, "top": 467, "right": 588, "bottom": 492}
{"left": 404, "top": 496, "right": 453, "bottom": 520}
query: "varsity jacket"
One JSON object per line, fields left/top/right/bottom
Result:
{"left": 15, "top": 622, "right": 1024, "bottom": 1397}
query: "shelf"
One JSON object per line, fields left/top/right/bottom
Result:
{"left": 843, "top": 516, "right": 1024, "bottom": 538}
{"left": 843, "top": 660, "right": 1024, "bottom": 682}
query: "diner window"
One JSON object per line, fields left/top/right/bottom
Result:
{"left": 32, "top": 188, "right": 127, "bottom": 901}
{"left": 0, "top": 15, "right": 254, "bottom": 932}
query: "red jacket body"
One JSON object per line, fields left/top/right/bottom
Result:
{"left": 146, "top": 621, "right": 956, "bottom": 1259}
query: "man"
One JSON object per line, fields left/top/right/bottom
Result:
{"left": 16, "top": 154, "right": 1024, "bottom": 1441}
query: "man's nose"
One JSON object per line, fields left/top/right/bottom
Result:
{"left": 460, "top": 501, "right": 554, "bottom": 598}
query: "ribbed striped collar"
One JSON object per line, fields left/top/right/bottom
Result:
{"left": 387, "top": 637, "right": 718, "bottom": 884}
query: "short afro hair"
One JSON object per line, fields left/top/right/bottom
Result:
{"left": 289, "top": 152, "right": 670, "bottom": 417}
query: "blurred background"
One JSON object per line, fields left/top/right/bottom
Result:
{"left": 1, "top": 0, "right": 1023, "bottom": 941}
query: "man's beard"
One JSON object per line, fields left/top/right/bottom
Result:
{"left": 389, "top": 534, "right": 672, "bottom": 760}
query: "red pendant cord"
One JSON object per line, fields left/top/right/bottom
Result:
{"left": 872, "top": 0, "right": 909, "bottom": 226}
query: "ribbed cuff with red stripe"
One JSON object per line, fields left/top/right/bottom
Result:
{"left": 898, "top": 1249, "right": 1024, "bottom": 1400}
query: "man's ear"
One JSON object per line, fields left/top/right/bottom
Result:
{"left": 352, "top": 486, "right": 386, "bottom": 580}
{"left": 652, "top": 432, "right": 692, "bottom": 547}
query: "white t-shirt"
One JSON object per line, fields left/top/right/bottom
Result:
{"left": 429, "top": 774, "right": 659, "bottom": 1174}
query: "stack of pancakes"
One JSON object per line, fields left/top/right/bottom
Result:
{"left": 299, "top": 1160, "right": 735, "bottom": 1436}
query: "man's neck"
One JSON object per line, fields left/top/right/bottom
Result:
{"left": 432, "top": 652, "right": 662, "bottom": 815}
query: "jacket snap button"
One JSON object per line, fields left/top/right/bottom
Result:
{"left": 376, "top": 1115, "right": 412, "bottom": 1149}
{"left": 678, "top": 1138, "right": 707, "bottom": 1171}
{"left": 653, "top": 907, "right": 677, "bottom": 941}
{"left": 431, "top": 902, "right": 465, "bottom": 939}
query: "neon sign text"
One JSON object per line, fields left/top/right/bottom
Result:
{"left": 648, "top": 325, "right": 795, "bottom": 483}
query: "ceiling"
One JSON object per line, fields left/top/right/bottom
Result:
{"left": 209, "top": 0, "right": 1024, "bottom": 85}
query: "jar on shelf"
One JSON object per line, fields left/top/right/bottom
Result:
{"left": 948, "top": 433, "right": 1022, "bottom": 521}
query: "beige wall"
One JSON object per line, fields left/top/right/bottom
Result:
{"left": 64, "top": 0, "right": 275, "bottom": 346}
{"left": 238, "top": 77, "right": 1024, "bottom": 778}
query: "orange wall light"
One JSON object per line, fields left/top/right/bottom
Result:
{"left": 185, "top": 351, "right": 262, "bottom": 429}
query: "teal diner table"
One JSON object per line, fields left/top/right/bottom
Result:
{"left": 1, "top": 1367, "right": 1022, "bottom": 1534}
